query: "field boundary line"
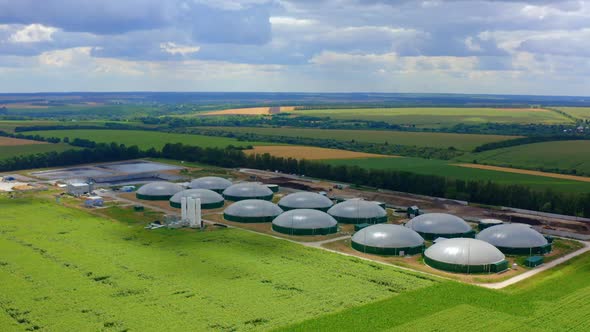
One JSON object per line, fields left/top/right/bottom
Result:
{"left": 453, "top": 163, "right": 590, "bottom": 183}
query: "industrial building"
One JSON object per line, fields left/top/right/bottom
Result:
{"left": 277, "top": 192, "right": 334, "bottom": 211}
{"left": 189, "top": 176, "right": 232, "bottom": 193}
{"left": 404, "top": 213, "right": 475, "bottom": 240}
{"left": 272, "top": 209, "right": 338, "bottom": 236}
{"left": 476, "top": 224, "right": 552, "bottom": 255}
{"left": 327, "top": 200, "right": 387, "bottom": 224}
{"left": 351, "top": 224, "right": 425, "bottom": 256}
{"left": 223, "top": 199, "right": 283, "bottom": 223}
{"left": 169, "top": 189, "right": 225, "bottom": 209}
{"left": 478, "top": 218, "right": 504, "bottom": 231}
{"left": 222, "top": 182, "right": 274, "bottom": 201}
{"left": 424, "top": 238, "right": 509, "bottom": 274}
{"left": 136, "top": 181, "right": 184, "bottom": 201}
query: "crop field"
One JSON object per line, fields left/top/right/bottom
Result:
{"left": 203, "top": 106, "right": 295, "bottom": 115}
{"left": 327, "top": 157, "right": 590, "bottom": 193}
{"left": 26, "top": 130, "right": 280, "bottom": 150}
{"left": 246, "top": 145, "right": 388, "bottom": 160}
{"left": 557, "top": 107, "right": 590, "bottom": 120}
{"left": 0, "top": 143, "right": 75, "bottom": 161}
{"left": 454, "top": 163, "right": 590, "bottom": 183}
{"left": 198, "top": 126, "right": 518, "bottom": 150}
{"left": 0, "top": 195, "right": 435, "bottom": 331}
{"left": 291, "top": 107, "right": 571, "bottom": 127}
{"left": 458, "top": 140, "right": 590, "bottom": 176}
{"left": 0, "top": 137, "right": 48, "bottom": 146}
{"left": 282, "top": 252, "right": 590, "bottom": 331}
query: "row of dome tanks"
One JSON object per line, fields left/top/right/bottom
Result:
{"left": 135, "top": 177, "right": 553, "bottom": 275}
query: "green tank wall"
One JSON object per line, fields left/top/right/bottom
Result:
{"left": 272, "top": 224, "right": 338, "bottom": 236}
{"left": 332, "top": 215, "right": 388, "bottom": 225}
{"left": 495, "top": 243, "right": 552, "bottom": 256}
{"left": 223, "top": 213, "right": 277, "bottom": 223}
{"left": 223, "top": 194, "right": 273, "bottom": 202}
{"left": 416, "top": 229, "right": 476, "bottom": 241}
{"left": 351, "top": 241, "right": 424, "bottom": 256}
{"left": 424, "top": 256, "right": 509, "bottom": 274}
{"left": 278, "top": 204, "right": 331, "bottom": 212}
{"left": 136, "top": 193, "right": 174, "bottom": 201}
{"left": 170, "top": 201, "right": 225, "bottom": 209}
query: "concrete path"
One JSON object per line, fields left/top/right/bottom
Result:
{"left": 478, "top": 241, "right": 590, "bottom": 289}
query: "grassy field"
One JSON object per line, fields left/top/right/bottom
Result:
{"left": 198, "top": 126, "right": 518, "bottom": 151}
{"left": 281, "top": 252, "right": 590, "bottom": 331}
{"left": 327, "top": 157, "right": 590, "bottom": 193}
{"left": 0, "top": 195, "right": 435, "bottom": 331}
{"left": 27, "top": 129, "right": 280, "bottom": 150}
{"left": 291, "top": 107, "right": 572, "bottom": 127}
{"left": 556, "top": 107, "right": 590, "bottom": 120}
{"left": 458, "top": 140, "right": 590, "bottom": 176}
{"left": 0, "top": 143, "right": 75, "bottom": 160}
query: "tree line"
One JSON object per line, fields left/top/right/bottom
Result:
{"left": 2, "top": 140, "right": 589, "bottom": 217}
{"left": 473, "top": 135, "right": 590, "bottom": 153}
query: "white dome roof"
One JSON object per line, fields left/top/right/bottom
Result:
{"left": 405, "top": 213, "right": 471, "bottom": 234}
{"left": 272, "top": 209, "right": 337, "bottom": 229}
{"left": 327, "top": 200, "right": 386, "bottom": 219}
{"left": 190, "top": 176, "right": 232, "bottom": 191}
{"left": 425, "top": 238, "right": 506, "bottom": 266}
{"left": 170, "top": 189, "right": 224, "bottom": 205}
{"left": 278, "top": 192, "right": 333, "bottom": 210}
{"left": 476, "top": 224, "right": 548, "bottom": 248}
{"left": 137, "top": 181, "right": 183, "bottom": 196}
{"left": 352, "top": 224, "right": 424, "bottom": 249}
{"left": 223, "top": 182, "right": 273, "bottom": 198}
{"left": 224, "top": 199, "right": 283, "bottom": 218}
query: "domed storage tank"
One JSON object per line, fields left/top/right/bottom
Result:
{"left": 352, "top": 224, "right": 425, "bottom": 256}
{"left": 189, "top": 177, "right": 232, "bottom": 193}
{"left": 222, "top": 182, "right": 273, "bottom": 201}
{"left": 136, "top": 181, "right": 184, "bottom": 201}
{"left": 223, "top": 199, "right": 283, "bottom": 223}
{"left": 476, "top": 224, "right": 551, "bottom": 255}
{"left": 405, "top": 213, "right": 474, "bottom": 240}
{"left": 424, "top": 238, "right": 508, "bottom": 274}
{"left": 169, "top": 189, "right": 225, "bottom": 209}
{"left": 327, "top": 200, "right": 387, "bottom": 224}
{"left": 278, "top": 192, "right": 334, "bottom": 211}
{"left": 478, "top": 218, "right": 504, "bottom": 231}
{"left": 272, "top": 209, "right": 338, "bottom": 236}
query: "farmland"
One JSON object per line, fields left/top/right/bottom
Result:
{"left": 203, "top": 106, "right": 295, "bottom": 115}
{"left": 0, "top": 195, "right": 435, "bottom": 331}
{"left": 291, "top": 107, "right": 572, "bottom": 127}
{"left": 246, "top": 145, "right": 388, "bottom": 160}
{"left": 557, "top": 107, "right": 590, "bottom": 120}
{"left": 458, "top": 140, "right": 590, "bottom": 176}
{"left": 281, "top": 252, "right": 590, "bottom": 331}
{"left": 326, "top": 157, "right": 590, "bottom": 193}
{"left": 26, "top": 129, "right": 280, "bottom": 150}
{"left": 197, "top": 126, "right": 518, "bottom": 150}
{"left": 0, "top": 137, "right": 48, "bottom": 146}
{"left": 0, "top": 143, "right": 75, "bottom": 160}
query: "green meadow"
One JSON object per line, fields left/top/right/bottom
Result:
{"left": 0, "top": 143, "right": 75, "bottom": 160}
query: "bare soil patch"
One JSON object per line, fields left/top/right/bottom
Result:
{"left": 454, "top": 163, "right": 590, "bottom": 183}
{"left": 246, "top": 145, "right": 391, "bottom": 160}
{"left": 0, "top": 137, "right": 49, "bottom": 146}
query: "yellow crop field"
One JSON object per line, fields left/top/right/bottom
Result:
{"left": 246, "top": 145, "right": 391, "bottom": 160}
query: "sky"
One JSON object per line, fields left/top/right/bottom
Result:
{"left": 0, "top": 0, "right": 589, "bottom": 95}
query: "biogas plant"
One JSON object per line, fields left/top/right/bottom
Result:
{"left": 126, "top": 175, "right": 559, "bottom": 276}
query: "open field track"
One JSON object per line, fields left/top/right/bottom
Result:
{"left": 196, "top": 126, "right": 519, "bottom": 150}
{"left": 0, "top": 137, "right": 48, "bottom": 146}
{"left": 246, "top": 145, "right": 391, "bottom": 160}
{"left": 454, "top": 163, "right": 590, "bottom": 183}
{"left": 203, "top": 106, "right": 295, "bottom": 115}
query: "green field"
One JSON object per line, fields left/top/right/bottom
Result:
{"left": 0, "top": 143, "right": 75, "bottom": 160}
{"left": 282, "top": 252, "right": 590, "bottom": 331}
{"left": 27, "top": 130, "right": 279, "bottom": 150}
{"left": 198, "top": 126, "right": 517, "bottom": 151}
{"left": 291, "top": 108, "right": 572, "bottom": 127}
{"left": 458, "top": 140, "right": 590, "bottom": 176}
{"left": 327, "top": 157, "right": 590, "bottom": 193}
{"left": 0, "top": 196, "right": 434, "bottom": 331}
{"left": 557, "top": 107, "right": 590, "bottom": 120}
